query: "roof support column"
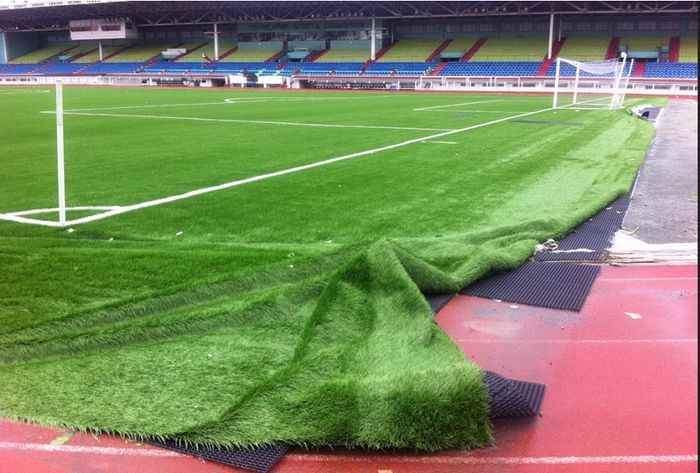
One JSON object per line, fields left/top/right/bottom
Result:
{"left": 548, "top": 12, "right": 555, "bottom": 60}
{"left": 370, "top": 18, "right": 376, "bottom": 61}
{"left": 214, "top": 22, "right": 219, "bottom": 61}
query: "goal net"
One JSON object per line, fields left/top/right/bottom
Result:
{"left": 552, "top": 53, "right": 633, "bottom": 110}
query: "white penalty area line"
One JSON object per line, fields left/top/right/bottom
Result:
{"left": 15, "top": 104, "right": 559, "bottom": 228}
{"left": 413, "top": 99, "right": 503, "bottom": 111}
{"left": 284, "top": 452, "right": 698, "bottom": 465}
{"left": 41, "top": 111, "right": 453, "bottom": 132}
{"left": 0, "top": 442, "right": 694, "bottom": 465}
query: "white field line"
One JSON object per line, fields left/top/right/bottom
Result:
{"left": 421, "top": 140, "right": 457, "bottom": 145}
{"left": 41, "top": 111, "right": 454, "bottom": 132}
{"left": 0, "top": 214, "right": 64, "bottom": 227}
{"left": 413, "top": 99, "right": 503, "bottom": 111}
{"left": 5, "top": 104, "right": 557, "bottom": 228}
{"left": 0, "top": 441, "right": 694, "bottom": 465}
{"left": 456, "top": 338, "right": 698, "bottom": 344}
{"left": 56, "top": 104, "right": 561, "bottom": 227}
{"left": 0, "top": 89, "right": 50, "bottom": 95}
{"left": 284, "top": 452, "right": 698, "bottom": 465}
{"left": 57, "top": 95, "right": 401, "bottom": 113}
{"left": 418, "top": 109, "right": 538, "bottom": 114}
{"left": 8, "top": 205, "right": 120, "bottom": 216}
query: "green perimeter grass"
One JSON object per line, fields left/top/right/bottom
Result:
{"left": 0, "top": 87, "right": 662, "bottom": 450}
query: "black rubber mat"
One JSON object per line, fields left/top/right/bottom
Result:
{"left": 533, "top": 249, "right": 605, "bottom": 262}
{"left": 149, "top": 439, "right": 288, "bottom": 473}
{"left": 425, "top": 293, "right": 454, "bottom": 313}
{"left": 460, "top": 262, "right": 601, "bottom": 311}
{"left": 483, "top": 371, "right": 545, "bottom": 418}
{"left": 535, "top": 196, "right": 630, "bottom": 262}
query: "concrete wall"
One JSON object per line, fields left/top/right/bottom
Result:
{"left": 3, "top": 32, "right": 41, "bottom": 62}
{"left": 238, "top": 41, "right": 283, "bottom": 50}
{"left": 288, "top": 40, "right": 325, "bottom": 50}
{"left": 330, "top": 40, "right": 371, "bottom": 50}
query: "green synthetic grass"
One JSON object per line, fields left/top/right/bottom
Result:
{"left": 0, "top": 87, "right": 661, "bottom": 450}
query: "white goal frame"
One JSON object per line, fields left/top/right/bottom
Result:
{"left": 553, "top": 52, "right": 633, "bottom": 110}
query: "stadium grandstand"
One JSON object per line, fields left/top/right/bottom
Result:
{"left": 0, "top": 2, "right": 697, "bottom": 473}
{"left": 0, "top": 0, "right": 696, "bottom": 90}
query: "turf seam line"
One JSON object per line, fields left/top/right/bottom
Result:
{"left": 8, "top": 103, "right": 560, "bottom": 228}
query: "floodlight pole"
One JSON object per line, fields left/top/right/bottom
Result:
{"left": 214, "top": 22, "right": 219, "bottom": 61}
{"left": 55, "top": 80, "right": 67, "bottom": 226}
{"left": 547, "top": 13, "right": 554, "bottom": 60}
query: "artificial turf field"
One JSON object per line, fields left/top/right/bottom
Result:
{"left": 0, "top": 86, "right": 660, "bottom": 450}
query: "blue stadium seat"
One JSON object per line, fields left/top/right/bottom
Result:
{"left": 643, "top": 63, "right": 698, "bottom": 79}
{"left": 39, "top": 63, "right": 84, "bottom": 74}
{"left": 278, "top": 62, "right": 364, "bottom": 76}
{"left": 439, "top": 62, "right": 541, "bottom": 77}
{"left": 0, "top": 63, "right": 41, "bottom": 74}
{"left": 544, "top": 61, "right": 634, "bottom": 77}
{"left": 364, "top": 62, "right": 431, "bottom": 76}
{"left": 80, "top": 62, "right": 143, "bottom": 74}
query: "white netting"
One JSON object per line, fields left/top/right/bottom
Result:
{"left": 553, "top": 55, "right": 632, "bottom": 110}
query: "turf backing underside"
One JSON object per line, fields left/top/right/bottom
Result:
{"left": 0, "top": 88, "right": 660, "bottom": 451}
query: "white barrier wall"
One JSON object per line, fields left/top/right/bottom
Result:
{"left": 0, "top": 73, "right": 697, "bottom": 96}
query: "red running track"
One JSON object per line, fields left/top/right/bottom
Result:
{"left": 0, "top": 264, "right": 696, "bottom": 473}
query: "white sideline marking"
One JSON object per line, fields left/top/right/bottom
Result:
{"left": 421, "top": 140, "right": 457, "bottom": 145}
{"left": 8, "top": 104, "right": 560, "bottom": 228}
{"left": 456, "top": 338, "right": 698, "bottom": 344}
{"left": 42, "top": 111, "right": 453, "bottom": 132}
{"left": 0, "top": 90, "right": 50, "bottom": 95}
{"left": 284, "top": 452, "right": 698, "bottom": 465}
{"left": 0, "top": 441, "right": 694, "bottom": 465}
{"left": 0, "top": 441, "right": 180, "bottom": 458}
{"left": 413, "top": 100, "right": 503, "bottom": 111}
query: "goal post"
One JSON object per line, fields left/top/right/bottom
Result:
{"left": 552, "top": 53, "right": 632, "bottom": 110}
